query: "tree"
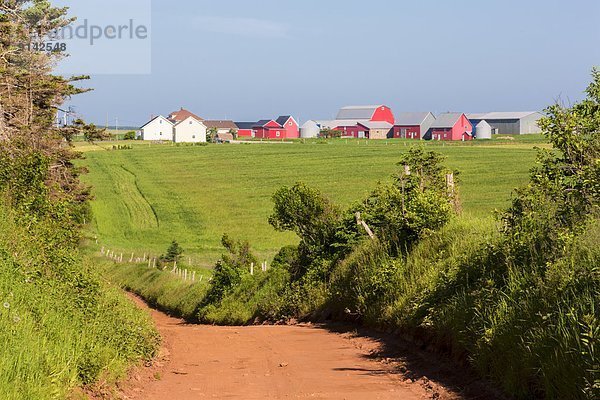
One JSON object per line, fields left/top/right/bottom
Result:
{"left": 269, "top": 183, "right": 340, "bottom": 275}
{"left": 346, "top": 147, "right": 457, "bottom": 253}
{"left": 207, "top": 127, "right": 218, "bottom": 143}
{"left": 319, "top": 128, "right": 342, "bottom": 139}
{"left": 0, "top": 1, "right": 92, "bottom": 225}
{"left": 123, "top": 131, "right": 136, "bottom": 140}
{"left": 160, "top": 240, "right": 183, "bottom": 264}
{"left": 502, "top": 68, "right": 600, "bottom": 265}
{"left": 201, "top": 235, "right": 257, "bottom": 305}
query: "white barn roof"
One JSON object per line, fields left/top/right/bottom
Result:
{"left": 468, "top": 112, "right": 542, "bottom": 120}
{"left": 336, "top": 105, "right": 382, "bottom": 120}
{"left": 431, "top": 113, "right": 463, "bottom": 128}
{"left": 395, "top": 112, "right": 434, "bottom": 126}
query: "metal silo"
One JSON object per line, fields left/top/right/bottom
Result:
{"left": 476, "top": 120, "right": 493, "bottom": 139}
{"left": 300, "top": 120, "right": 320, "bottom": 138}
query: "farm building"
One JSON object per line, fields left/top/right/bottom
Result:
{"left": 357, "top": 121, "right": 393, "bottom": 140}
{"left": 253, "top": 120, "right": 286, "bottom": 139}
{"left": 173, "top": 116, "right": 207, "bottom": 143}
{"left": 427, "top": 113, "right": 473, "bottom": 141}
{"left": 313, "top": 105, "right": 396, "bottom": 139}
{"left": 336, "top": 105, "right": 395, "bottom": 125}
{"left": 300, "top": 120, "right": 320, "bottom": 138}
{"left": 275, "top": 116, "right": 300, "bottom": 138}
{"left": 475, "top": 120, "right": 493, "bottom": 140}
{"left": 140, "top": 115, "right": 174, "bottom": 141}
{"left": 235, "top": 122, "right": 256, "bottom": 138}
{"left": 203, "top": 120, "right": 238, "bottom": 136}
{"left": 316, "top": 119, "right": 370, "bottom": 138}
{"left": 167, "top": 108, "right": 204, "bottom": 123}
{"left": 392, "top": 112, "right": 436, "bottom": 140}
{"left": 467, "top": 112, "right": 543, "bottom": 135}
{"left": 251, "top": 116, "right": 299, "bottom": 139}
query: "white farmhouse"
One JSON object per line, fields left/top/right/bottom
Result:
{"left": 140, "top": 116, "right": 174, "bottom": 141}
{"left": 173, "top": 116, "right": 207, "bottom": 143}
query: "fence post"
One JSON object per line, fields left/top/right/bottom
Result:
{"left": 250, "top": 263, "right": 254, "bottom": 275}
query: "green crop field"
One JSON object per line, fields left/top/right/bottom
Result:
{"left": 78, "top": 137, "right": 546, "bottom": 266}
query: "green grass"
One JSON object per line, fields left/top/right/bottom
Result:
{"left": 79, "top": 138, "right": 542, "bottom": 266}
{"left": 0, "top": 206, "right": 159, "bottom": 399}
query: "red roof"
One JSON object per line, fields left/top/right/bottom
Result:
{"left": 167, "top": 108, "right": 204, "bottom": 123}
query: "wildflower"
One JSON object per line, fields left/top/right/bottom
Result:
{"left": 13, "top": 316, "right": 20, "bottom": 323}
{"left": 3, "top": 302, "right": 9, "bottom": 309}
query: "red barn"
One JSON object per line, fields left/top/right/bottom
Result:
{"left": 427, "top": 113, "right": 473, "bottom": 141}
{"left": 336, "top": 105, "right": 395, "bottom": 125}
{"left": 393, "top": 112, "right": 436, "bottom": 140}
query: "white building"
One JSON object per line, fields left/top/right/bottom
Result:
{"left": 468, "top": 112, "right": 543, "bottom": 135}
{"left": 300, "top": 120, "right": 320, "bottom": 138}
{"left": 173, "top": 116, "right": 207, "bottom": 143}
{"left": 475, "top": 120, "right": 493, "bottom": 139}
{"left": 140, "top": 116, "right": 174, "bottom": 141}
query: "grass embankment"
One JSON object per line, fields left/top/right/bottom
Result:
{"left": 79, "top": 137, "right": 541, "bottom": 266}
{"left": 0, "top": 205, "right": 159, "bottom": 399}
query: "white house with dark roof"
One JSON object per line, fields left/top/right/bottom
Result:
{"left": 140, "top": 115, "right": 174, "bottom": 141}
{"left": 173, "top": 116, "right": 207, "bottom": 143}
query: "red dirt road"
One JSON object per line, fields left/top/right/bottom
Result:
{"left": 122, "top": 297, "right": 475, "bottom": 400}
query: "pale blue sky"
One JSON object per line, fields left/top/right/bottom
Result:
{"left": 61, "top": 0, "right": 600, "bottom": 127}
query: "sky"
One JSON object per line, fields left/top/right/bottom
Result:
{"left": 57, "top": 0, "right": 600, "bottom": 128}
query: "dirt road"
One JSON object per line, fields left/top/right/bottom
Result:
{"left": 122, "top": 297, "right": 489, "bottom": 400}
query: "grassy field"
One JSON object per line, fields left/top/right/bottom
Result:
{"left": 79, "top": 137, "right": 545, "bottom": 266}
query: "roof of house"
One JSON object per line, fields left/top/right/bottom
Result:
{"left": 275, "top": 115, "right": 292, "bottom": 126}
{"left": 336, "top": 105, "right": 384, "bottom": 120}
{"left": 167, "top": 108, "right": 204, "bottom": 122}
{"left": 395, "top": 112, "right": 434, "bottom": 126}
{"left": 203, "top": 120, "right": 238, "bottom": 130}
{"left": 476, "top": 120, "right": 492, "bottom": 128}
{"left": 235, "top": 122, "right": 257, "bottom": 130}
{"left": 253, "top": 120, "right": 281, "bottom": 128}
{"left": 431, "top": 113, "right": 464, "bottom": 128}
{"left": 140, "top": 115, "right": 173, "bottom": 129}
{"left": 467, "top": 111, "right": 542, "bottom": 120}
{"left": 174, "top": 116, "right": 205, "bottom": 127}
{"left": 357, "top": 121, "right": 393, "bottom": 130}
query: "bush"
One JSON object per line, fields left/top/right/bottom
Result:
{"left": 123, "top": 131, "right": 136, "bottom": 140}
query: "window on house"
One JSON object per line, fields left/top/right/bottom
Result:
{"left": 276, "top": 132, "right": 281, "bottom": 137}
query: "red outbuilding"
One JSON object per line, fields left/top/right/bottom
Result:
{"left": 250, "top": 116, "right": 299, "bottom": 139}
{"left": 427, "top": 113, "right": 473, "bottom": 141}
{"left": 275, "top": 116, "right": 300, "bottom": 139}
{"left": 392, "top": 112, "right": 436, "bottom": 140}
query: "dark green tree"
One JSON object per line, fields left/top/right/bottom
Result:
{"left": 161, "top": 240, "right": 183, "bottom": 264}
{"left": 502, "top": 68, "right": 600, "bottom": 265}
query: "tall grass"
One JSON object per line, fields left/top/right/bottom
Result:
{"left": 0, "top": 206, "right": 159, "bottom": 399}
